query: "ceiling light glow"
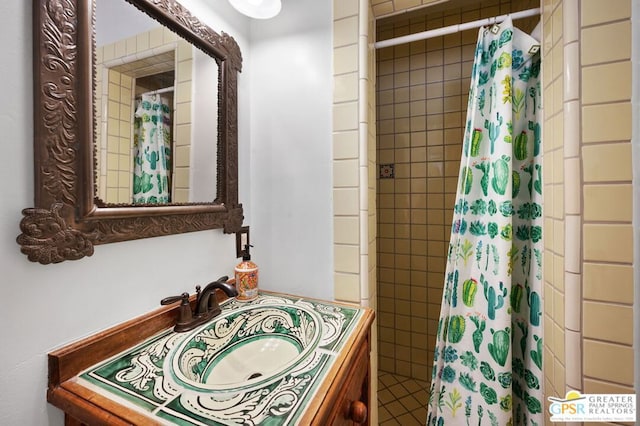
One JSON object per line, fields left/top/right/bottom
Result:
{"left": 228, "top": 0, "right": 282, "bottom": 19}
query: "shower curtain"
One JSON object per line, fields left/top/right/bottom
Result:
{"left": 427, "top": 18, "right": 542, "bottom": 426}
{"left": 133, "top": 92, "right": 172, "bottom": 204}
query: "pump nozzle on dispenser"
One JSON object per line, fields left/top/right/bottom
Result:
{"left": 242, "top": 244, "right": 253, "bottom": 260}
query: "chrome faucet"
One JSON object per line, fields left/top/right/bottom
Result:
{"left": 161, "top": 276, "right": 238, "bottom": 332}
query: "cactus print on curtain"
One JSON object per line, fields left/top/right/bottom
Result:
{"left": 427, "top": 18, "right": 542, "bottom": 426}
{"left": 133, "top": 93, "right": 172, "bottom": 204}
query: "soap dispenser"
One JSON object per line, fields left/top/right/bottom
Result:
{"left": 235, "top": 244, "right": 258, "bottom": 301}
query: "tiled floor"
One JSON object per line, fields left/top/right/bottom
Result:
{"left": 378, "top": 371, "right": 429, "bottom": 425}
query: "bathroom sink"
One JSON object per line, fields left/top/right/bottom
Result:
{"left": 168, "top": 303, "right": 322, "bottom": 394}
{"left": 77, "top": 293, "right": 367, "bottom": 424}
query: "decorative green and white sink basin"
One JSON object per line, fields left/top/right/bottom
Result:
{"left": 78, "top": 293, "right": 363, "bottom": 425}
{"left": 169, "top": 304, "right": 322, "bottom": 394}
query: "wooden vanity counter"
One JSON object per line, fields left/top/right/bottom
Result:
{"left": 48, "top": 291, "right": 374, "bottom": 425}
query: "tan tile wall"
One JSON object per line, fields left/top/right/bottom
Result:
{"left": 541, "top": 0, "right": 565, "bottom": 409}
{"left": 372, "top": 0, "right": 462, "bottom": 18}
{"left": 338, "top": 0, "right": 636, "bottom": 417}
{"left": 332, "top": 0, "right": 378, "bottom": 422}
{"left": 334, "top": 0, "right": 363, "bottom": 304}
{"left": 332, "top": 0, "right": 378, "bottom": 307}
{"left": 579, "top": 0, "right": 635, "bottom": 402}
{"left": 541, "top": 0, "right": 635, "bottom": 423}
{"left": 375, "top": 0, "right": 538, "bottom": 382}
{"left": 99, "top": 68, "right": 134, "bottom": 204}
{"left": 366, "top": 6, "right": 380, "bottom": 424}
{"left": 172, "top": 39, "right": 194, "bottom": 203}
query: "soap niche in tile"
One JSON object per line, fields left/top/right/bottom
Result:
{"left": 379, "top": 163, "right": 395, "bottom": 179}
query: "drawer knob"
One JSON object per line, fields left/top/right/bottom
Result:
{"left": 349, "top": 400, "right": 367, "bottom": 424}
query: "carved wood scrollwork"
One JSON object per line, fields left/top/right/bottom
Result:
{"left": 19, "top": 0, "right": 244, "bottom": 264}
{"left": 18, "top": 204, "right": 96, "bottom": 264}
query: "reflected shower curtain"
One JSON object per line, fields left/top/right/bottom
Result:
{"left": 427, "top": 18, "right": 543, "bottom": 426}
{"left": 133, "top": 93, "right": 172, "bottom": 204}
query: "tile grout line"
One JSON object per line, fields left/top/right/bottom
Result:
{"left": 378, "top": 372, "right": 428, "bottom": 425}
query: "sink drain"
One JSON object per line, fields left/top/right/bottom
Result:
{"left": 247, "top": 373, "right": 263, "bottom": 380}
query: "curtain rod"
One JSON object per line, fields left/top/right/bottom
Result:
{"left": 374, "top": 7, "right": 540, "bottom": 49}
{"left": 139, "top": 86, "right": 175, "bottom": 97}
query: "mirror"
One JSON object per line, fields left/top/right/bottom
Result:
{"left": 18, "top": 0, "right": 243, "bottom": 264}
{"left": 94, "top": 0, "right": 219, "bottom": 204}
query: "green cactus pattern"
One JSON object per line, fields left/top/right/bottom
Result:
{"left": 460, "top": 166, "right": 474, "bottom": 195}
{"left": 491, "top": 155, "right": 510, "bottom": 195}
{"left": 530, "top": 336, "right": 543, "bottom": 370}
{"left": 470, "top": 315, "right": 486, "bottom": 353}
{"left": 448, "top": 315, "right": 466, "bottom": 343}
{"left": 512, "top": 170, "right": 521, "bottom": 197}
{"left": 481, "top": 275, "right": 507, "bottom": 320}
{"left": 470, "top": 129, "right": 483, "bottom": 157}
{"left": 514, "top": 131, "right": 528, "bottom": 160}
{"left": 462, "top": 278, "right": 478, "bottom": 307}
{"left": 484, "top": 112, "right": 503, "bottom": 154}
{"left": 133, "top": 93, "right": 172, "bottom": 204}
{"left": 525, "top": 279, "right": 541, "bottom": 326}
{"left": 488, "top": 327, "right": 510, "bottom": 366}
{"left": 533, "top": 164, "right": 542, "bottom": 195}
{"left": 451, "top": 270, "right": 459, "bottom": 307}
{"left": 510, "top": 283, "right": 524, "bottom": 313}
{"left": 528, "top": 121, "right": 541, "bottom": 156}
{"left": 428, "top": 18, "right": 543, "bottom": 426}
{"left": 133, "top": 171, "right": 154, "bottom": 195}
{"left": 473, "top": 161, "right": 490, "bottom": 197}
{"left": 521, "top": 163, "right": 534, "bottom": 197}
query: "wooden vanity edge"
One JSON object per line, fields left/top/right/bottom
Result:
{"left": 48, "top": 288, "right": 234, "bottom": 387}
{"left": 47, "top": 290, "right": 233, "bottom": 425}
{"left": 48, "top": 300, "right": 185, "bottom": 387}
{"left": 301, "top": 307, "right": 375, "bottom": 425}
{"left": 48, "top": 383, "right": 160, "bottom": 426}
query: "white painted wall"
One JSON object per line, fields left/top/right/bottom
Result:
{"left": 0, "top": 1, "right": 250, "bottom": 425}
{"left": 0, "top": 0, "right": 333, "bottom": 423}
{"left": 247, "top": 0, "right": 334, "bottom": 300}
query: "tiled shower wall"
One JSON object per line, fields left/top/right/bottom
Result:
{"left": 542, "top": 0, "right": 635, "bottom": 420}
{"left": 541, "top": 0, "right": 566, "bottom": 404}
{"left": 578, "top": 0, "right": 635, "bottom": 398}
{"left": 372, "top": 0, "right": 457, "bottom": 17}
{"left": 375, "top": 0, "right": 538, "bottom": 381}
{"left": 97, "top": 68, "right": 134, "bottom": 203}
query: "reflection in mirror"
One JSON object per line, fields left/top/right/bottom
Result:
{"left": 95, "top": 0, "right": 219, "bottom": 205}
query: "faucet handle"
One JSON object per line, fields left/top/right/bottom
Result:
{"left": 161, "top": 292, "right": 194, "bottom": 332}
{"left": 161, "top": 292, "right": 190, "bottom": 306}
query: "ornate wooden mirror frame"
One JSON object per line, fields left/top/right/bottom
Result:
{"left": 18, "top": 0, "right": 244, "bottom": 264}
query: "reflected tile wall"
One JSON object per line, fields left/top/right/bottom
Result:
{"left": 96, "top": 27, "right": 192, "bottom": 204}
